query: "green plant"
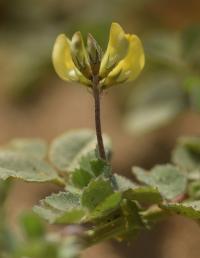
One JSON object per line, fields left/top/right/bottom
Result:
{"left": 0, "top": 23, "right": 200, "bottom": 258}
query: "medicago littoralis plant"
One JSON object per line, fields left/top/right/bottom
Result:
{"left": 0, "top": 23, "right": 200, "bottom": 258}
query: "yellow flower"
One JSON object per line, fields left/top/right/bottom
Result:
{"left": 52, "top": 34, "right": 92, "bottom": 87}
{"left": 52, "top": 23, "right": 145, "bottom": 89}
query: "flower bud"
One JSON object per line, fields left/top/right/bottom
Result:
{"left": 87, "top": 33, "right": 103, "bottom": 75}
{"left": 71, "top": 31, "right": 92, "bottom": 79}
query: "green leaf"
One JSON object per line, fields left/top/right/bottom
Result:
{"left": 124, "top": 187, "right": 163, "bottom": 204}
{"left": 65, "top": 185, "right": 82, "bottom": 196}
{"left": 90, "top": 159, "right": 111, "bottom": 177}
{"left": 0, "top": 180, "right": 11, "bottom": 204}
{"left": 184, "top": 76, "right": 200, "bottom": 111}
{"left": 33, "top": 192, "right": 85, "bottom": 224}
{"left": 188, "top": 170, "right": 200, "bottom": 181}
{"left": 89, "top": 192, "right": 122, "bottom": 220}
{"left": 172, "top": 146, "right": 200, "bottom": 172}
{"left": 77, "top": 152, "right": 96, "bottom": 175}
{"left": 14, "top": 240, "right": 57, "bottom": 258}
{"left": 0, "top": 216, "right": 14, "bottom": 253}
{"left": 70, "top": 168, "right": 93, "bottom": 189}
{"left": 124, "top": 73, "right": 186, "bottom": 134}
{"left": 145, "top": 32, "right": 182, "bottom": 66}
{"left": 182, "top": 25, "right": 200, "bottom": 68}
{"left": 179, "top": 136, "right": 200, "bottom": 153}
{"left": 70, "top": 157, "right": 111, "bottom": 189}
{"left": 20, "top": 212, "right": 45, "bottom": 239}
{"left": 188, "top": 181, "right": 200, "bottom": 200}
{"left": 114, "top": 174, "right": 137, "bottom": 192}
{"left": 124, "top": 101, "right": 184, "bottom": 134}
{"left": 81, "top": 178, "right": 113, "bottom": 211}
{"left": 0, "top": 151, "right": 59, "bottom": 183}
{"left": 55, "top": 209, "right": 85, "bottom": 224}
{"left": 44, "top": 192, "right": 81, "bottom": 211}
{"left": 49, "top": 129, "right": 111, "bottom": 172}
{"left": 121, "top": 199, "right": 145, "bottom": 233}
{"left": 33, "top": 205, "right": 84, "bottom": 224}
{"left": 161, "top": 201, "right": 200, "bottom": 219}
{"left": 172, "top": 137, "right": 200, "bottom": 172}
{"left": 141, "top": 206, "right": 168, "bottom": 226}
{"left": 133, "top": 165, "right": 187, "bottom": 200}
{"left": 4, "top": 138, "right": 47, "bottom": 159}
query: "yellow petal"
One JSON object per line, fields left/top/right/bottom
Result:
{"left": 99, "top": 23, "right": 129, "bottom": 78}
{"left": 101, "top": 34, "right": 145, "bottom": 88}
{"left": 52, "top": 34, "right": 91, "bottom": 86}
{"left": 71, "top": 31, "right": 91, "bottom": 78}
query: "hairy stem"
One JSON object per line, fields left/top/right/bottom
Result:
{"left": 92, "top": 75, "right": 106, "bottom": 160}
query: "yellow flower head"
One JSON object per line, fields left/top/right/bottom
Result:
{"left": 52, "top": 23, "right": 145, "bottom": 89}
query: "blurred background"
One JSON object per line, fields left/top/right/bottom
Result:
{"left": 0, "top": 0, "right": 200, "bottom": 257}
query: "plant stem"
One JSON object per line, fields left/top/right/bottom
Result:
{"left": 85, "top": 217, "right": 126, "bottom": 247}
{"left": 92, "top": 75, "right": 106, "bottom": 160}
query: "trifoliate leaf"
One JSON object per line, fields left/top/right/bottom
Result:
{"left": 133, "top": 165, "right": 187, "bottom": 200}
{"left": 49, "top": 129, "right": 111, "bottom": 172}
{"left": 124, "top": 187, "right": 163, "bottom": 204}
{"left": 161, "top": 201, "right": 200, "bottom": 219}
{"left": 0, "top": 151, "right": 59, "bottom": 183}
{"left": 33, "top": 192, "right": 85, "bottom": 224}
{"left": 81, "top": 178, "right": 113, "bottom": 211}
{"left": 4, "top": 138, "right": 47, "bottom": 159}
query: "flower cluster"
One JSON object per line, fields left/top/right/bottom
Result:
{"left": 52, "top": 23, "right": 145, "bottom": 89}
